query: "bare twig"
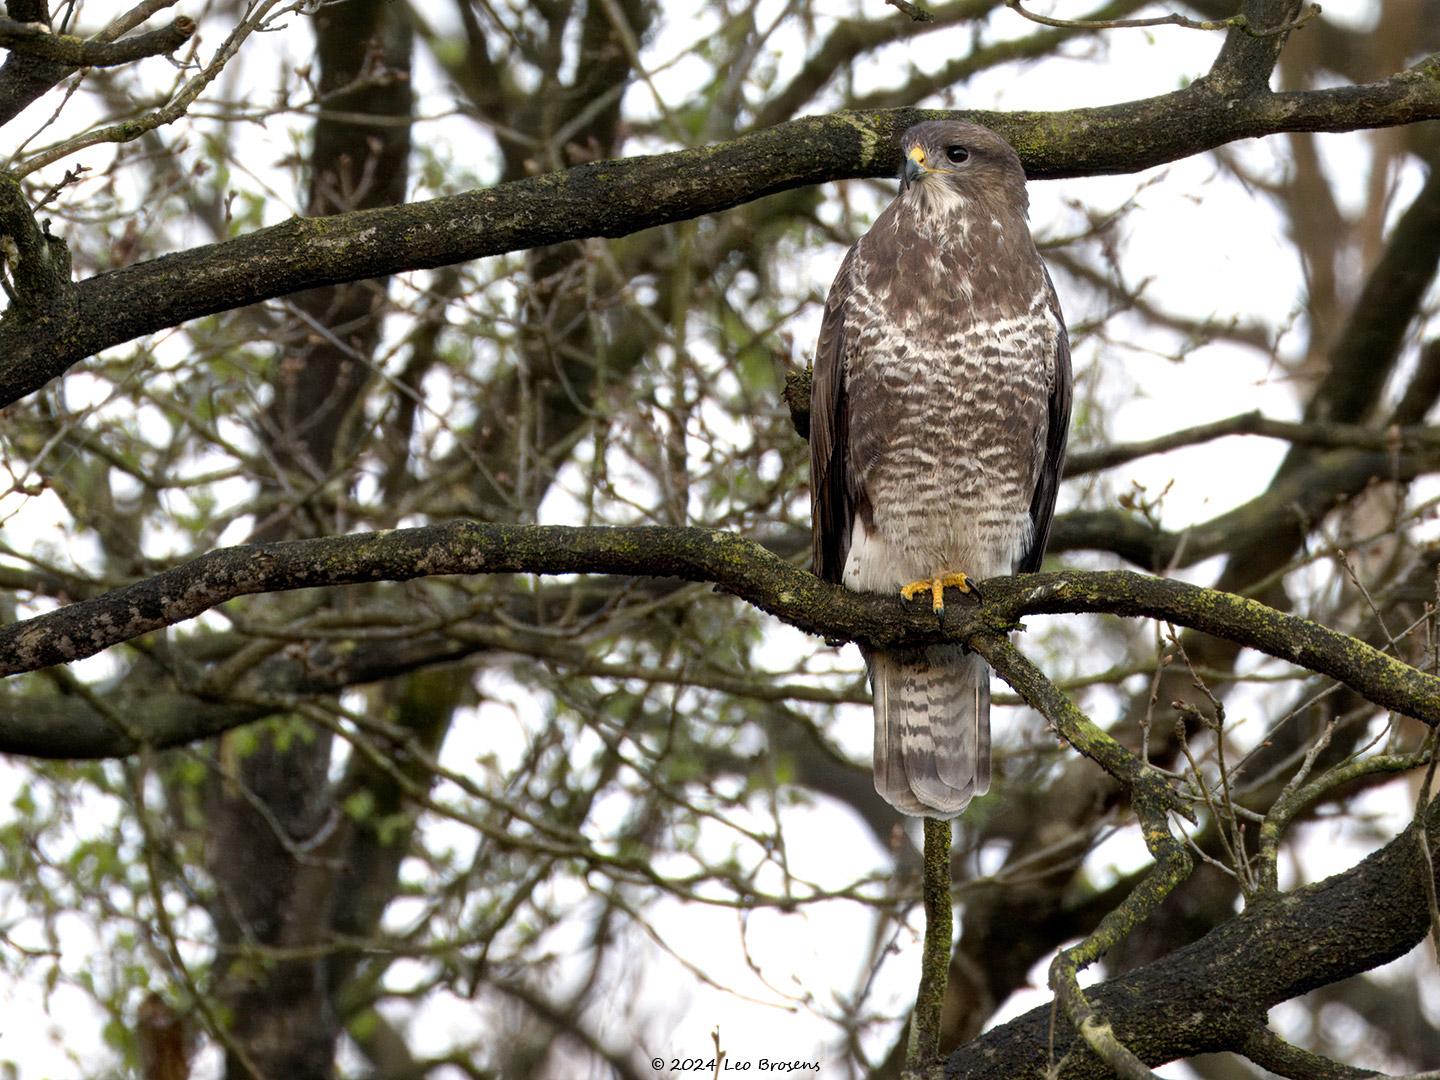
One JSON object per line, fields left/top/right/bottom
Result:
{"left": 1004, "top": 0, "right": 1320, "bottom": 36}
{"left": 16, "top": 0, "right": 294, "bottom": 177}
{"left": 1258, "top": 743, "right": 1432, "bottom": 894}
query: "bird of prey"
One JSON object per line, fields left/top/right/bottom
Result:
{"left": 809, "top": 120, "right": 1072, "bottom": 819}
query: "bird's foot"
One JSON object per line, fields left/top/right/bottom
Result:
{"left": 900, "top": 571, "right": 980, "bottom": 613}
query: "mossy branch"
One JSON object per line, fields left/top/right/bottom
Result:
{"left": 971, "top": 632, "right": 1195, "bottom": 1076}
{"left": 4, "top": 56, "right": 1440, "bottom": 407}
{"left": 1239, "top": 1025, "right": 1388, "bottom": 1079}
{"left": 907, "top": 818, "right": 953, "bottom": 1072}
{"left": 4, "top": 522, "right": 1440, "bottom": 742}
{"left": 969, "top": 634, "right": 1191, "bottom": 818}
{"left": 0, "top": 15, "right": 195, "bottom": 67}
{"left": 1047, "top": 791, "right": 1194, "bottom": 1079}
{"left": 1257, "top": 743, "right": 1435, "bottom": 895}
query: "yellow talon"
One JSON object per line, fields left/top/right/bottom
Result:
{"left": 900, "top": 572, "right": 974, "bottom": 613}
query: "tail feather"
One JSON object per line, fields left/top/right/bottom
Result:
{"left": 870, "top": 647, "right": 990, "bottom": 819}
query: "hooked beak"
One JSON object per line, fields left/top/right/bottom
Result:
{"left": 900, "top": 146, "right": 926, "bottom": 190}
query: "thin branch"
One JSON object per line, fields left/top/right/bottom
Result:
{"left": 968, "top": 633, "right": 1191, "bottom": 818}
{"left": 1064, "top": 413, "right": 1440, "bottom": 476}
{"left": 783, "top": 384, "right": 1440, "bottom": 479}
{"left": 95, "top": 1, "right": 185, "bottom": 44}
{"left": 1003, "top": 0, "right": 1320, "bottom": 36}
{"left": 1240, "top": 1025, "right": 1387, "bottom": 1079}
{"left": 972, "top": 631, "right": 1194, "bottom": 1078}
{"left": 15, "top": 0, "right": 288, "bottom": 178}
{"left": 753, "top": 0, "right": 998, "bottom": 129}
{"left": 1258, "top": 745, "right": 1432, "bottom": 894}
{"left": 942, "top": 800, "right": 1440, "bottom": 1079}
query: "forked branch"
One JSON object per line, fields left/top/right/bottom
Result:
{"left": 971, "top": 634, "right": 1195, "bottom": 1078}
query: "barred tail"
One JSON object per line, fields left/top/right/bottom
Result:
{"left": 870, "top": 646, "right": 990, "bottom": 819}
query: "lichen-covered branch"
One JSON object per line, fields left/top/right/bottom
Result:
{"left": 0, "top": 172, "right": 74, "bottom": 318}
{"left": 908, "top": 818, "right": 954, "bottom": 1070}
{"left": 3, "top": 55, "right": 1440, "bottom": 407}
{"left": 967, "top": 633, "right": 1190, "bottom": 818}
{"left": 933, "top": 799, "right": 1440, "bottom": 1078}
{"left": 1258, "top": 746, "right": 1434, "bottom": 895}
{"left": 1046, "top": 791, "right": 1194, "bottom": 1080}
{"left": 5, "top": 523, "right": 1440, "bottom": 756}
{"left": 968, "top": 631, "right": 1195, "bottom": 1076}
{"left": 0, "top": 15, "right": 194, "bottom": 67}
{"left": 1239, "top": 1025, "right": 1384, "bottom": 1079}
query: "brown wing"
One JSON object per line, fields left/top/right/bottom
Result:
{"left": 811, "top": 246, "right": 860, "bottom": 584}
{"left": 1018, "top": 266, "right": 1072, "bottom": 574}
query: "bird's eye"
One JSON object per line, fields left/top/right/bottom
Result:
{"left": 946, "top": 145, "right": 969, "bottom": 164}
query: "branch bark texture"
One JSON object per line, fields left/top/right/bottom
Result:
{"left": 933, "top": 801, "right": 1440, "bottom": 1078}
{"left": 0, "top": 16, "right": 194, "bottom": 66}
{"left": 3, "top": 523, "right": 1439, "bottom": 756}
{"left": 2, "top": 58, "right": 1439, "bottom": 407}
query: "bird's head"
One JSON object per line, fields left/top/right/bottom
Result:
{"left": 898, "top": 120, "right": 1029, "bottom": 217}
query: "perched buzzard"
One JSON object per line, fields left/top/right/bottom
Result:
{"left": 810, "top": 120, "right": 1072, "bottom": 819}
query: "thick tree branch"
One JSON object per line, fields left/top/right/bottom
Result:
{"left": 0, "top": 15, "right": 194, "bottom": 67}
{"left": 5, "top": 524, "right": 1440, "bottom": 757}
{"left": 0, "top": 688, "right": 264, "bottom": 759}
{"left": 927, "top": 799, "right": 1440, "bottom": 1078}
{"left": 1206, "top": 0, "right": 1304, "bottom": 95}
{"left": 3, "top": 62, "right": 1440, "bottom": 406}
{"left": 1064, "top": 412, "right": 1440, "bottom": 476}
{"left": 1050, "top": 445, "right": 1440, "bottom": 569}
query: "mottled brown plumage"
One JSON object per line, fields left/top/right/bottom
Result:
{"left": 810, "top": 121, "right": 1071, "bottom": 818}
